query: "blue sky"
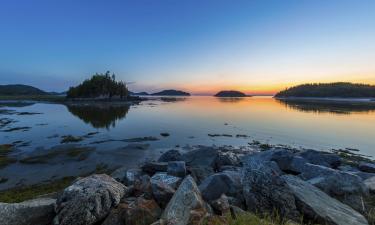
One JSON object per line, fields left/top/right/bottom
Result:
{"left": 0, "top": 0, "right": 374, "bottom": 94}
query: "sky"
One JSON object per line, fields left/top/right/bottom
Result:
{"left": 0, "top": 0, "right": 374, "bottom": 95}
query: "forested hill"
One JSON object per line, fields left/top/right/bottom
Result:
{"left": 0, "top": 84, "right": 48, "bottom": 96}
{"left": 275, "top": 83, "right": 375, "bottom": 98}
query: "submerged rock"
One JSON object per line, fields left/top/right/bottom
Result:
{"left": 54, "top": 174, "right": 127, "bottom": 225}
{"left": 161, "top": 176, "right": 208, "bottom": 225}
{"left": 0, "top": 198, "right": 55, "bottom": 225}
{"left": 283, "top": 175, "right": 368, "bottom": 225}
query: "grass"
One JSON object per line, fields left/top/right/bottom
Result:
{"left": 0, "top": 176, "right": 75, "bottom": 203}
{"left": 204, "top": 212, "right": 301, "bottom": 225}
{"left": 365, "top": 195, "right": 375, "bottom": 225}
{"left": 0, "top": 144, "right": 17, "bottom": 168}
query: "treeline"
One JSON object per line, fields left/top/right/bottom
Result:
{"left": 275, "top": 82, "right": 375, "bottom": 98}
{"left": 67, "top": 71, "right": 129, "bottom": 99}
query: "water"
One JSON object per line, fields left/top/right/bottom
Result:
{"left": 1, "top": 96, "right": 375, "bottom": 189}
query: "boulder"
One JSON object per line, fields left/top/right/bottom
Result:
{"left": 133, "top": 175, "right": 152, "bottom": 198}
{"left": 54, "top": 174, "right": 127, "bottom": 225}
{"left": 199, "top": 171, "right": 242, "bottom": 201}
{"left": 188, "top": 166, "right": 215, "bottom": 185}
{"left": 210, "top": 194, "right": 230, "bottom": 215}
{"left": 150, "top": 172, "right": 181, "bottom": 189}
{"left": 167, "top": 161, "right": 186, "bottom": 177}
{"left": 158, "top": 150, "right": 183, "bottom": 162}
{"left": 182, "top": 147, "right": 218, "bottom": 168}
{"left": 0, "top": 198, "right": 55, "bottom": 225}
{"left": 161, "top": 175, "right": 208, "bottom": 225}
{"left": 151, "top": 180, "right": 175, "bottom": 208}
{"left": 241, "top": 157, "right": 300, "bottom": 220}
{"left": 102, "top": 197, "right": 161, "bottom": 225}
{"left": 298, "top": 149, "right": 341, "bottom": 168}
{"left": 215, "top": 151, "right": 241, "bottom": 169}
{"left": 141, "top": 162, "right": 168, "bottom": 175}
{"left": 111, "top": 168, "right": 143, "bottom": 186}
{"left": 359, "top": 162, "right": 375, "bottom": 173}
{"left": 283, "top": 175, "right": 368, "bottom": 225}
{"left": 364, "top": 176, "right": 375, "bottom": 194}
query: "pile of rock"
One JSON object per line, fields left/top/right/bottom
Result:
{"left": 1, "top": 146, "right": 374, "bottom": 225}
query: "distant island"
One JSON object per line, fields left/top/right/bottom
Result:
{"left": 0, "top": 84, "right": 49, "bottom": 96}
{"left": 129, "top": 91, "right": 149, "bottom": 96}
{"left": 214, "top": 90, "right": 250, "bottom": 97}
{"left": 151, "top": 89, "right": 190, "bottom": 96}
{"left": 275, "top": 82, "right": 375, "bottom": 98}
{"left": 66, "top": 71, "right": 129, "bottom": 100}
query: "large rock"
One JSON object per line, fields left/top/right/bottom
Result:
{"left": 199, "top": 171, "right": 242, "bottom": 201}
{"left": 298, "top": 149, "right": 341, "bottom": 168}
{"left": 141, "top": 162, "right": 168, "bottom": 175}
{"left": 111, "top": 168, "right": 143, "bottom": 186}
{"left": 241, "top": 156, "right": 300, "bottom": 220}
{"left": 167, "top": 161, "right": 186, "bottom": 177}
{"left": 359, "top": 162, "right": 375, "bottom": 173}
{"left": 158, "top": 150, "right": 183, "bottom": 162}
{"left": 133, "top": 175, "right": 152, "bottom": 198}
{"left": 364, "top": 176, "right": 375, "bottom": 194}
{"left": 209, "top": 194, "right": 230, "bottom": 215}
{"left": 102, "top": 197, "right": 161, "bottom": 225}
{"left": 0, "top": 198, "right": 55, "bottom": 225}
{"left": 182, "top": 147, "right": 218, "bottom": 168}
{"left": 161, "top": 176, "right": 208, "bottom": 225}
{"left": 54, "top": 174, "right": 127, "bottom": 225}
{"left": 215, "top": 151, "right": 241, "bottom": 169}
{"left": 188, "top": 166, "right": 215, "bottom": 185}
{"left": 283, "top": 175, "right": 368, "bottom": 225}
{"left": 150, "top": 173, "right": 180, "bottom": 208}
{"left": 150, "top": 172, "right": 181, "bottom": 189}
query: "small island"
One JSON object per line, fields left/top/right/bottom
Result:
{"left": 151, "top": 89, "right": 190, "bottom": 96}
{"left": 275, "top": 82, "right": 375, "bottom": 99}
{"left": 0, "top": 84, "right": 49, "bottom": 96}
{"left": 214, "top": 90, "right": 250, "bottom": 97}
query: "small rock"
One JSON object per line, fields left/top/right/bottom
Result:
{"left": 161, "top": 175, "right": 208, "bottom": 225}
{"left": 210, "top": 194, "right": 230, "bottom": 215}
{"left": 158, "top": 149, "right": 183, "bottom": 162}
{"left": 160, "top": 133, "right": 170, "bottom": 137}
{"left": 167, "top": 161, "right": 186, "bottom": 177}
{"left": 102, "top": 197, "right": 161, "bottom": 225}
{"left": 358, "top": 162, "right": 375, "bottom": 173}
{"left": 283, "top": 175, "right": 368, "bottom": 225}
{"left": 54, "top": 174, "right": 127, "bottom": 225}
{"left": 141, "top": 162, "right": 168, "bottom": 175}
{"left": 0, "top": 198, "right": 55, "bottom": 225}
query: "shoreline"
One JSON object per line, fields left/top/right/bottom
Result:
{"left": 275, "top": 96, "right": 375, "bottom": 103}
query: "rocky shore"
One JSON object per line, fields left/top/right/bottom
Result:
{"left": 1, "top": 144, "right": 375, "bottom": 225}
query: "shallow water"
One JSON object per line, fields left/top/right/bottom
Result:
{"left": 1, "top": 96, "right": 375, "bottom": 189}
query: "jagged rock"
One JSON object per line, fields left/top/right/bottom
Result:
{"left": 308, "top": 171, "right": 368, "bottom": 213}
{"left": 161, "top": 176, "right": 208, "bottom": 225}
{"left": 133, "top": 175, "right": 152, "bottom": 198}
{"left": 0, "top": 198, "right": 55, "bottom": 225}
{"left": 215, "top": 151, "right": 241, "bottom": 169}
{"left": 242, "top": 156, "right": 300, "bottom": 220}
{"left": 141, "top": 162, "right": 168, "bottom": 175}
{"left": 54, "top": 174, "right": 127, "bottom": 225}
{"left": 150, "top": 172, "right": 181, "bottom": 189}
{"left": 188, "top": 166, "right": 215, "bottom": 185}
{"left": 359, "top": 162, "right": 375, "bottom": 173}
{"left": 158, "top": 150, "right": 183, "bottom": 162}
{"left": 298, "top": 149, "right": 341, "bottom": 168}
{"left": 210, "top": 194, "right": 230, "bottom": 215}
{"left": 167, "top": 161, "right": 186, "bottom": 177}
{"left": 218, "top": 165, "right": 242, "bottom": 172}
{"left": 283, "top": 175, "right": 368, "bottom": 225}
{"left": 199, "top": 171, "right": 242, "bottom": 201}
{"left": 111, "top": 168, "right": 143, "bottom": 186}
{"left": 182, "top": 147, "right": 218, "bottom": 168}
{"left": 364, "top": 176, "right": 375, "bottom": 194}
{"left": 298, "top": 163, "right": 340, "bottom": 180}
{"left": 102, "top": 197, "right": 161, "bottom": 225}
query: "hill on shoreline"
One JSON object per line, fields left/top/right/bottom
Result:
{"left": 275, "top": 82, "right": 375, "bottom": 98}
{"left": 0, "top": 84, "right": 49, "bottom": 96}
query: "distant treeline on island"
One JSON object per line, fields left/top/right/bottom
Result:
{"left": 275, "top": 82, "right": 375, "bottom": 98}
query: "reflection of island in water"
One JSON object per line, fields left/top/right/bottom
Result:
{"left": 66, "top": 103, "right": 130, "bottom": 129}
{"left": 277, "top": 99, "right": 375, "bottom": 114}
{"left": 216, "top": 97, "right": 245, "bottom": 103}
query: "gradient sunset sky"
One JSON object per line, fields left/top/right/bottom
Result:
{"left": 1, "top": 0, "right": 374, "bottom": 95}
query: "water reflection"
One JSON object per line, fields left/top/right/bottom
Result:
{"left": 215, "top": 97, "right": 246, "bottom": 103}
{"left": 66, "top": 103, "right": 130, "bottom": 129}
{"left": 277, "top": 99, "right": 375, "bottom": 114}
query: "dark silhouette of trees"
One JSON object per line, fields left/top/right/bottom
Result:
{"left": 275, "top": 82, "right": 375, "bottom": 98}
{"left": 67, "top": 71, "right": 129, "bottom": 99}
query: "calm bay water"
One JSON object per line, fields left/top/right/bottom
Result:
{"left": 1, "top": 96, "right": 375, "bottom": 189}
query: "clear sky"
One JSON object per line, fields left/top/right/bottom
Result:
{"left": 1, "top": 0, "right": 374, "bottom": 95}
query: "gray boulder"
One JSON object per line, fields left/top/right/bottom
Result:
{"left": 215, "top": 151, "right": 241, "bottom": 169}
{"left": 111, "top": 168, "right": 143, "bottom": 186}
{"left": 150, "top": 172, "right": 181, "bottom": 189}
{"left": 199, "top": 171, "right": 242, "bottom": 201}
{"left": 241, "top": 156, "right": 300, "bottom": 220}
{"left": 299, "top": 149, "right": 341, "bottom": 168}
{"left": 167, "top": 161, "right": 186, "bottom": 177}
{"left": 161, "top": 175, "right": 208, "bottom": 225}
{"left": 133, "top": 175, "right": 152, "bottom": 198}
{"left": 364, "top": 176, "right": 375, "bottom": 194}
{"left": 151, "top": 180, "right": 175, "bottom": 208}
{"left": 188, "top": 166, "right": 215, "bottom": 185}
{"left": 141, "top": 162, "right": 168, "bottom": 175}
{"left": 158, "top": 150, "right": 183, "bottom": 162}
{"left": 283, "top": 175, "right": 368, "bottom": 225}
{"left": 54, "top": 174, "right": 127, "bottom": 225}
{"left": 182, "top": 147, "right": 218, "bottom": 168}
{"left": 0, "top": 198, "right": 55, "bottom": 225}
{"left": 359, "top": 162, "right": 375, "bottom": 173}
{"left": 210, "top": 194, "right": 230, "bottom": 215}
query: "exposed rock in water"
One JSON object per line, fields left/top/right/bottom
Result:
{"left": 102, "top": 197, "right": 161, "bottom": 225}
{"left": 161, "top": 175, "right": 208, "bottom": 225}
{"left": 158, "top": 149, "right": 182, "bottom": 162}
{"left": 298, "top": 149, "right": 342, "bottom": 168}
{"left": 283, "top": 175, "right": 368, "bottom": 225}
{"left": 359, "top": 162, "right": 375, "bottom": 173}
{"left": 54, "top": 174, "right": 127, "bottom": 225}
{"left": 0, "top": 198, "right": 55, "bottom": 225}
